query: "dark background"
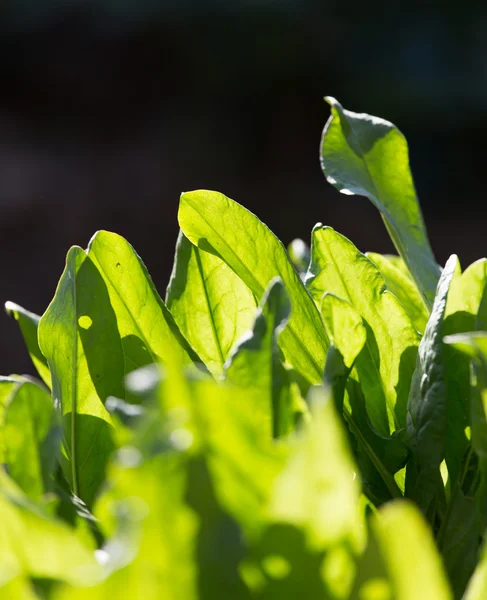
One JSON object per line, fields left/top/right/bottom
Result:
{"left": 1, "top": 1, "right": 486, "bottom": 376}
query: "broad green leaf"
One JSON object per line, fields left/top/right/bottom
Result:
{"left": 320, "top": 295, "right": 405, "bottom": 500}
{"left": 463, "top": 539, "right": 487, "bottom": 600}
{"left": 445, "top": 259, "right": 487, "bottom": 322}
{"left": 178, "top": 190, "right": 329, "bottom": 384}
{"left": 5, "top": 302, "right": 51, "bottom": 387}
{"left": 321, "top": 292, "right": 365, "bottom": 417}
{"left": 443, "top": 331, "right": 487, "bottom": 595}
{"left": 166, "top": 230, "right": 256, "bottom": 377}
{"left": 269, "top": 385, "right": 363, "bottom": 552}
{"left": 1, "top": 376, "right": 60, "bottom": 500}
{"left": 0, "top": 576, "right": 37, "bottom": 600}
{"left": 0, "top": 377, "right": 20, "bottom": 462}
{"left": 442, "top": 260, "right": 487, "bottom": 489}
{"left": 351, "top": 501, "right": 452, "bottom": 600}
{"left": 84, "top": 456, "right": 198, "bottom": 600}
{"left": 366, "top": 252, "right": 429, "bottom": 333}
{"left": 444, "top": 331, "right": 487, "bottom": 478}
{"left": 434, "top": 266, "right": 487, "bottom": 596}
{"left": 225, "top": 278, "right": 297, "bottom": 438}
{"left": 321, "top": 293, "right": 366, "bottom": 370}
{"left": 406, "top": 255, "right": 458, "bottom": 517}
{"left": 0, "top": 471, "right": 99, "bottom": 587}
{"left": 305, "top": 225, "right": 419, "bottom": 436}
{"left": 126, "top": 360, "right": 286, "bottom": 537}
{"left": 175, "top": 375, "right": 286, "bottom": 536}
{"left": 63, "top": 361, "right": 287, "bottom": 599}
{"left": 321, "top": 97, "right": 440, "bottom": 306}
{"left": 39, "top": 247, "right": 121, "bottom": 507}
{"left": 87, "top": 231, "right": 200, "bottom": 374}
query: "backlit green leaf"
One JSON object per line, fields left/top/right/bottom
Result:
{"left": 166, "top": 231, "right": 256, "bottom": 377}
{"left": 351, "top": 501, "right": 452, "bottom": 600}
{"left": 5, "top": 302, "right": 51, "bottom": 387}
{"left": 225, "top": 278, "right": 297, "bottom": 438}
{"left": 0, "top": 471, "right": 99, "bottom": 588}
{"left": 269, "top": 385, "right": 363, "bottom": 552}
{"left": 38, "top": 247, "right": 121, "bottom": 507}
{"left": 0, "top": 376, "right": 60, "bottom": 500}
{"left": 320, "top": 295, "right": 405, "bottom": 500}
{"left": 306, "top": 225, "right": 419, "bottom": 436}
{"left": 87, "top": 231, "right": 200, "bottom": 374}
{"left": 178, "top": 190, "right": 328, "bottom": 384}
{"left": 366, "top": 252, "right": 429, "bottom": 333}
{"left": 321, "top": 98, "right": 440, "bottom": 306}
{"left": 443, "top": 331, "right": 487, "bottom": 596}
{"left": 442, "top": 260, "right": 487, "bottom": 490}
{"left": 463, "top": 539, "right": 487, "bottom": 600}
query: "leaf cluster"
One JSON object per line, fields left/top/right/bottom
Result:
{"left": 2, "top": 98, "right": 487, "bottom": 599}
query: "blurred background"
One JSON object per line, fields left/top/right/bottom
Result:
{"left": 1, "top": 1, "right": 486, "bottom": 375}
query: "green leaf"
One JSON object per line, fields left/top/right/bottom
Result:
{"left": 351, "top": 501, "right": 452, "bottom": 600}
{"left": 443, "top": 331, "right": 487, "bottom": 596}
{"left": 320, "top": 295, "right": 405, "bottom": 500}
{"left": 5, "top": 302, "right": 51, "bottom": 387}
{"left": 0, "top": 376, "right": 60, "bottom": 500}
{"left": 366, "top": 252, "right": 429, "bottom": 333}
{"left": 166, "top": 231, "right": 257, "bottom": 377}
{"left": 445, "top": 259, "right": 487, "bottom": 323}
{"left": 321, "top": 97, "right": 440, "bottom": 306}
{"left": 178, "top": 374, "right": 286, "bottom": 537}
{"left": 38, "top": 247, "right": 121, "bottom": 507}
{"left": 0, "top": 471, "right": 99, "bottom": 588}
{"left": 225, "top": 278, "right": 297, "bottom": 438}
{"left": 321, "top": 292, "right": 365, "bottom": 418}
{"left": 463, "top": 539, "right": 487, "bottom": 600}
{"left": 269, "top": 385, "right": 363, "bottom": 552}
{"left": 0, "top": 378, "right": 20, "bottom": 463}
{"left": 443, "top": 331, "right": 487, "bottom": 480}
{"left": 0, "top": 576, "right": 38, "bottom": 600}
{"left": 406, "top": 255, "right": 458, "bottom": 517}
{"left": 321, "top": 293, "right": 366, "bottom": 370}
{"left": 442, "top": 259, "right": 487, "bottom": 489}
{"left": 178, "top": 190, "right": 328, "bottom": 384}
{"left": 305, "top": 225, "right": 419, "bottom": 436}
{"left": 87, "top": 231, "right": 201, "bottom": 374}
{"left": 126, "top": 359, "right": 286, "bottom": 538}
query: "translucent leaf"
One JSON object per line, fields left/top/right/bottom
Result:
{"left": 0, "top": 376, "right": 60, "bottom": 500}
{"left": 5, "top": 302, "right": 51, "bottom": 387}
{"left": 321, "top": 98, "right": 440, "bottom": 306}
{"left": 39, "top": 247, "right": 121, "bottom": 507}
{"left": 306, "top": 225, "right": 419, "bottom": 435}
{"left": 225, "top": 278, "right": 297, "bottom": 438}
{"left": 87, "top": 231, "right": 200, "bottom": 374}
{"left": 366, "top": 252, "right": 429, "bottom": 334}
{"left": 166, "top": 231, "right": 256, "bottom": 377}
{"left": 178, "top": 190, "right": 329, "bottom": 385}
{"left": 269, "top": 385, "right": 362, "bottom": 552}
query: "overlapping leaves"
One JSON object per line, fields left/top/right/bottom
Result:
{"left": 2, "top": 98, "right": 487, "bottom": 599}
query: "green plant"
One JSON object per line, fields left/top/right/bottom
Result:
{"left": 2, "top": 98, "right": 487, "bottom": 599}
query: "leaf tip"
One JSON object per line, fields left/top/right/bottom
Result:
{"left": 4, "top": 300, "right": 16, "bottom": 316}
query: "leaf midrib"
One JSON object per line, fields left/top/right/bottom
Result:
{"left": 194, "top": 248, "right": 225, "bottom": 369}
